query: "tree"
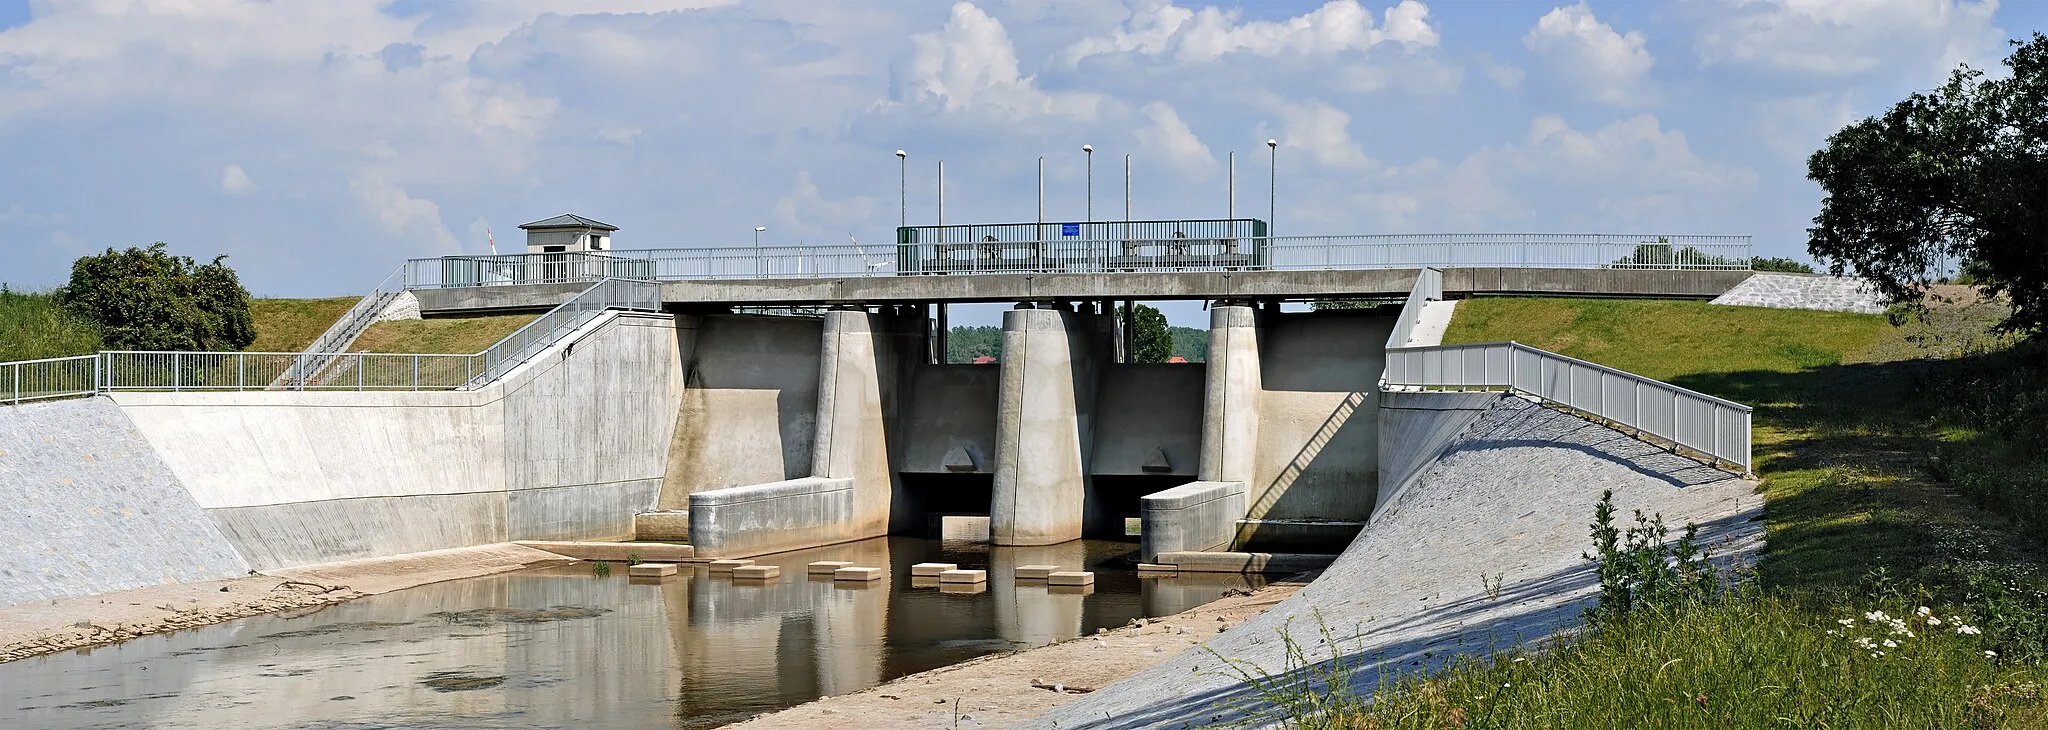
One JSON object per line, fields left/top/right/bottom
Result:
{"left": 59, "top": 243, "right": 257, "bottom": 351}
{"left": 1120, "top": 303, "right": 1172, "bottom": 363}
{"left": 1807, "top": 33, "right": 2048, "bottom": 337}
{"left": 1750, "top": 257, "right": 1817, "bottom": 274}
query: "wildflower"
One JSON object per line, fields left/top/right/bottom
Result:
{"left": 1871, "top": 652, "right": 1884, "bottom": 658}
{"left": 1865, "top": 610, "right": 1889, "bottom": 623}
{"left": 1957, "top": 625, "right": 1982, "bottom": 636}
{"left": 1986, "top": 651, "right": 1999, "bottom": 659}
{"left": 1927, "top": 616, "right": 1943, "bottom": 627}
{"left": 1882, "top": 639, "right": 1899, "bottom": 648}
{"left": 1916, "top": 606, "right": 1933, "bottom": 617}
{"left": 1838, "top": 619, "right": 1855, "bottom": 627}
{"left": 1826, "top": 630, "right": 1839, "bottom": 636}
{"left": 1853, "top": 637, "right": 1877, "bottom": 650}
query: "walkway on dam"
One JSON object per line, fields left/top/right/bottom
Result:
{"left": 1027, "top": 395, "right": 1763, "bottom": 729}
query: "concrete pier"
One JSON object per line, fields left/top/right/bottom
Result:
{"left": 990, "top": 308, "right": 1113, "bottom": 546}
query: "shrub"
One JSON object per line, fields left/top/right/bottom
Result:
{"left": 59, "top": 243, "right": 256, "bottom": 351}
{"left": 1752, "top": 256, "right": 1818, "bottom": 274}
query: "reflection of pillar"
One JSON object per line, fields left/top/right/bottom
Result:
{"left": 991, "top": 309, "right": 1111, "bottom": 545}
{"left": 989, "top": 542, "right": 1090, "bottom": 646}
{"left": 813, "top": 310, "right": 915, "bottom": 540}
{"left": 1200, "top": 306, "right": 1261, "bottom": 484}
{"left": 809, "top": 568, "right": 888, "bottom": 695}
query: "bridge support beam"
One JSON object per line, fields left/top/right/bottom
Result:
{"left": 812, "top": 309, "right": 921, "bottom": 541}
{"left": 1200, "top": 305, "right": 1261, "bottom": 484}
{"left": 991, "top": 308, "right": 1112, "bottom": 545}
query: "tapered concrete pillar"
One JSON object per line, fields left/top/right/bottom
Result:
{"left": 991, "top": 308, "right": 1111, "bottom": 545}
{"left": 1199, "top": 305, "right": 1261, "bottom": 483}
{"left": 812, "top": 309, "right": 916, "bottom": 541}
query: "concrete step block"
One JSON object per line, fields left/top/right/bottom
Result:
{"left": 517, "top": 541, "right": 695, "bottom": 562}
{"left": 940, "top": 582, "right": 989, "bottom": 595}
{"left": 1047, "top": 571, "right": 1095, "bottom": 586}
{"left": 1136, "top": 563, "right": 1178, "bottom": 576}
{"left": 911, "top": 562, "right": 958, "bottom": 577}
{"left": 834, "top": 566, "right": 886, "bottom": 582}
{"left": 1015, "top": 564, "right": 1062, "bottom": 580}
{"left": 708, "top": 559, "right": 755, "bottom": 573}
{"left": 732, "top": 565, "right": 780, "bottom": 580}
{"left": 627, "top": 562, "right": 679, "bottom": 577}
{"left": 938, "top": 569, "right": 987, "bottom": 584}
{"left": 808, "top": 560, "right": 854, "bottom": 575}
{"left": 910, "top": 575, "right": 942, "bottom": 589}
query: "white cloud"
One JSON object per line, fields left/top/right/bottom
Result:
{"left": 1692, "top": 0, "right": 2002, "bottom": 78}
{"left": 1523, "top": 3, "right": 1654, "bottom": 106}
{"left": 1277, "top": 99, "right": 1376, "bottom": 171}
{"left": 903, "top": 2, "right": 1097, "bottom": 119}
{"left": 219, "top": 164, "right": 253, "bottom": 195}
{"left": 773, "top": 171, "right": 880, "bottom": 241}
{"left": 1133, "top": 102, "right": 1215, "bottom": 174}
{"left": 349, "top": 174, "right": 461, "bottom": 256}
{"left": 1064, "top": 0, "right": 1439, "bottom": 66}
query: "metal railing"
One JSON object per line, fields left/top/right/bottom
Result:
{"left": 398, "top": 233, "right": 1753, "bottom": 289}
{"left": 471, "top": 278, "right": 662, "bottom": 384}
{"left": 1385, "top": 268, "right": 1444, "bottom": 351}
{"left": 280, "top": 265, "right": 407, "bottom": 387}
{"left": 102, "top": 351, "right": 482, "bottom": 392}
{"left": 5, "top": 355, "right": 99, "bottom": 405}
{"left": 1383, "top": 341, "right": 1753, "bottom": 472}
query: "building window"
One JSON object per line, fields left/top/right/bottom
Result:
{"left": 543, "top": 245, "right": 566, "bottom": 253}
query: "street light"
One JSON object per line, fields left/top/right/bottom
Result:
{"left": 754, "top": 226, "right": 766, "bottom": 276}
{"left": 895, "top": 150, "right": 907, "bottom": 228}
{"left": 1266, "top": 139, "right": 1278, "bottom": 237}
{"left": 1082, "top": 144, "right": 1094, "bottom": 224}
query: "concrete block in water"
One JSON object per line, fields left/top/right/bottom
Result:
{"left": 911, "top": 562, "right": 958, "bottom": 577}
{"left": 1048, "top": 583, "right": 1094, "bottom": 596}
{"left": 1139, "top": 480, "right": 1248, "bottom": 563}
{"left": 628, "top": 562, "right": 679, "bottom": 577}
{"left": 1047, "top": 571, "right": 1095, "bottom": 586}
{"left": 1015, "top": 564, "right": 1061, "bottom": 580}
{"left": 516, "top": 541, "right": 695, "bottom": 562}
{"left": 708, "top": 559, "right": 755, "bottom": 573}
{"left": 940, "top": 582, "right": 989, "bottom": 594}
{"left": 808, "top": 560, "right": 854, "bottom": 575}
{"left": 939, "top": 569, "right": 987, "bottom": 584}
{"left": 834, "top": 566, "right": 886, "bottom": 581}
{"left": 910, "top": 575, "right": 942, "bottom": 588}
{"left": 688, "top": 476, "right": 856, "bottom": 558}
{"left": 732, "top": 564, "right": 780, "bottom": 579}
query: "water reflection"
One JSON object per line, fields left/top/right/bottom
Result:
{"left": 0, "top": 537, "right": 1261, "bottom": 729}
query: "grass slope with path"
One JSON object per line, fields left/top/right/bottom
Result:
{"left": 2, "top": 292, "right": 537, "bottom": 360}
{"left": 1291, "top": 295, "right": 2048, "bottom": 728}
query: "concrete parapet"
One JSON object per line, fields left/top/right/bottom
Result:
{"left": 1139, "top": 480, "right": 1249, "bottom": 563}
{"left": 991, "top": 308, "right": 1111, "bottom": 545}
{"left": 687, "top": 476, "right": 856, "bottom": 558}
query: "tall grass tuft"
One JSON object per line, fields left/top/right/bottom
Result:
{"left": 0, "top": 285, "right": 101, "bottom": 361}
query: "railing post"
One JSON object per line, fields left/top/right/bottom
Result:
{"left": 237, "top": 352, "right": 245, "bottom": 391}
{"left": 357, "top": 353, "right": 365, "bottom": 391}
{"left": 10, "top": 361, "right": 17, "bottom": 405}
{"left": 173, "top": 352, "right": 181, "bottom": 392}
{"left": 412, "top": 355, "right": 420, "bottom": 392}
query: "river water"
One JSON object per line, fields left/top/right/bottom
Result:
{"left": 1, "top": 537, "right": 1262, "bottom": 729}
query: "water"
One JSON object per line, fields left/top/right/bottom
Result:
{"left": 1, "top": 537, "right": 1263, "bottom": 729}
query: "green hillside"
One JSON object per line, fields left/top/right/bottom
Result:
{"left": 0, "top": 288, "right": 101, "bottom": 362}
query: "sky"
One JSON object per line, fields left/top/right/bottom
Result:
{"left": 1, "top": 0, "right": 2042, "bottom": 326}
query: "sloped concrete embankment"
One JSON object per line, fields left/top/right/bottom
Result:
{"left": 111, "top": 311, "right": 683, "bottom": 572}
{"left": 1028, "top": 395, "right": 1763, "bottom": 729}
{"left": 0, "top": 397, "right": 251, "bottom": 607}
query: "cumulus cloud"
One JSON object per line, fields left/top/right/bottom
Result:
{"left": 903, "top": 2, "right": 1098, "bottom": 118}
{"left": 1278, "top": 99, "right": 1375, "bottom": 171}
{"left": 1523, "top": 3, "right": 1654, "bottom": 106}
{"left": 773, "top": 171, "right": 880, "bottom": 241}
{"left": 349, "top": 174, "right": 461, "bottom": 256}
{"left": 219, "top": 164, "right": 253, "bottom": 195}
{"left": 1064, "top": 0, "right": 1439, "bottom": 66}
{"left": 1133, "top": 102, "right": 1215, "bottom": 174}
{"left": 1692, "top": 0, "right": 2002, "bottom": 79}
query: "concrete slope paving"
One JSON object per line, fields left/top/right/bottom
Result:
{"left": 0, "top": 397, "right": 250, "bottom": 607}
{"left": 1028, "top": 396, "right": 1762, "bottom": 729}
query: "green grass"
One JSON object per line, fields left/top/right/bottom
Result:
{"left": 349, "top": 315, "right": 540, "bottom": 354}
{"left": 247, "top": 297, "right": 360, "bottom": 352}
{"left": 0, "top": 288, "right": 101, "bottom": 361}
{"left": 1263, "top": 295, "right": 2048, "bottom": 728}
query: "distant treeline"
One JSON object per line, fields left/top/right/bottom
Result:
{"left": 943, "top": 325, "right": 1207, "bottom": 363}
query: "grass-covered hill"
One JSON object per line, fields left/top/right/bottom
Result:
{"left": 1, "top": 291, "right": 536, "bottom": 360}
{"left": 1327, "top": 293, "right": 2048, "bottom": 727}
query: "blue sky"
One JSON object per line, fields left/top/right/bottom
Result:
{"left": 1, "top": 0, "right": 2042, "bottom": 327}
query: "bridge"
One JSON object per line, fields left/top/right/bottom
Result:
{"left": 0, "top": 225, "right": 1756, "bottom": 596}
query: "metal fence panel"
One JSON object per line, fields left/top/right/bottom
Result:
{"left": 5, "top": 355, "right": 98, "bottom": 405}
{"left": 1384, "top": 340, "right": 1753, "bottom": 472}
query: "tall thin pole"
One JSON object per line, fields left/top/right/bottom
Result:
{"left": 1266, "top": 139, "right": 1278, "bottom": 236}
{"left": 937, "top": 160, "right": 945, "bottom": 226}
{"left": 1083, "top": 144, "right": 1094, "bottom": 223}
{"left": 1228, "top": 150, "right": 1236, "bottom": 239}
{"left": 1037, "top": 156, "right": 1044, "bottom": 224}
{"left": 896, "top": 150, "right": 907, "bottom": 228}
{"left": 1123, "top": 153, "right": 1131, "bottom": 228}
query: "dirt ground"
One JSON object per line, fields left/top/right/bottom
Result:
{"left": 0, "top": 542, "right": 570, "bottom": 664}
{"left": 727, "top": 573, "right": 1314, "bottom": 730}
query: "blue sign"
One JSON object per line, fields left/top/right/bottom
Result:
{"left": 1061, "top": 223, "right": 1080, "bottom": 237}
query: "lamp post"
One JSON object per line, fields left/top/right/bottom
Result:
{"left": 937, "top": 160, "right": 945, "bottom": 227}
{"left": 1123, "top": 153, "right": 1131, "bottom": 229}
{"left": 1082, "top": 144, "right": 1094, "bottom": 224}
{"left": 1266, "top": 139, "right": 1278, "bottom": 237}
{"left": 895, "top": 150, "right": 907, "bottom": 228}
{"left": 754, "top": 226, "right": 766, "bottom": 277}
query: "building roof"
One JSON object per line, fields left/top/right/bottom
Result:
{"left": 518, "top": 213, "right": 619, "bottom": 231}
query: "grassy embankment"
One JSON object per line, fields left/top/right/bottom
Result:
{"left": 1277, "top": 295, "right": 2048, "bottom": 728}
{"left": 2, "top": 293, "right": 536, "bottom": 359}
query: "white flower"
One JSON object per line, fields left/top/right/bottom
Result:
{"left": 1865, "top": 611, "right": 1889, "bottom": 622}
{"left": 1957, "top": 625, "right": 1982, "bottom": 636}
{"left": 1927, "top": 616, "right": 1943, "bottom": 626}
{"left": 1838, "top": 619, "right": 1856, "bottom": 627}
{"left": 1826, "top": 630, "right": 1839, "bottom": 636}
{"left": 1853, "top": 637, "right": 1877, "bottom": 650}
{"left": 1882, "top": 639, "right": 1899, "bottom": 648}
{"left": 1986, "top": 650, "right": 1999, "bottom": 658}
{"left": 1916, "top": 606, "right": 1934, "bottom": 617}
{"left": 1871, "top": 651, "right": 1884, "bottom": 658}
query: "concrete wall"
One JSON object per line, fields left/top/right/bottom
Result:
{"left": 1249, "top": 312, "right": 1393, "bottom": 524}
{"left": 1376, "top": 391, "right": 1504, "bottom": 515}
{"left": 114, "top": 312, "right": 682, "bottom": 571}
{"left": 1091, "top": 364, "right": 1204, "bottom": 476}
{"left": 1139, "top": 480, "right": 1248, "bottom": 563}
{"left": 0, "top": 397, "right": 252, "bottom": 607}
{"left": 811, "top": 309, "right": 923, "bottom": 539}
{"left": 896, "top": 365, "right": 999, "bottom": 474}
{"left": 662, "top": 314, "right": 823, "bottom": 509}
{"left": 991, "top": 308, "right": 1113, "bottom": 545}
{"left": 688, "top": 477, "right": 855, "bottom": 558}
